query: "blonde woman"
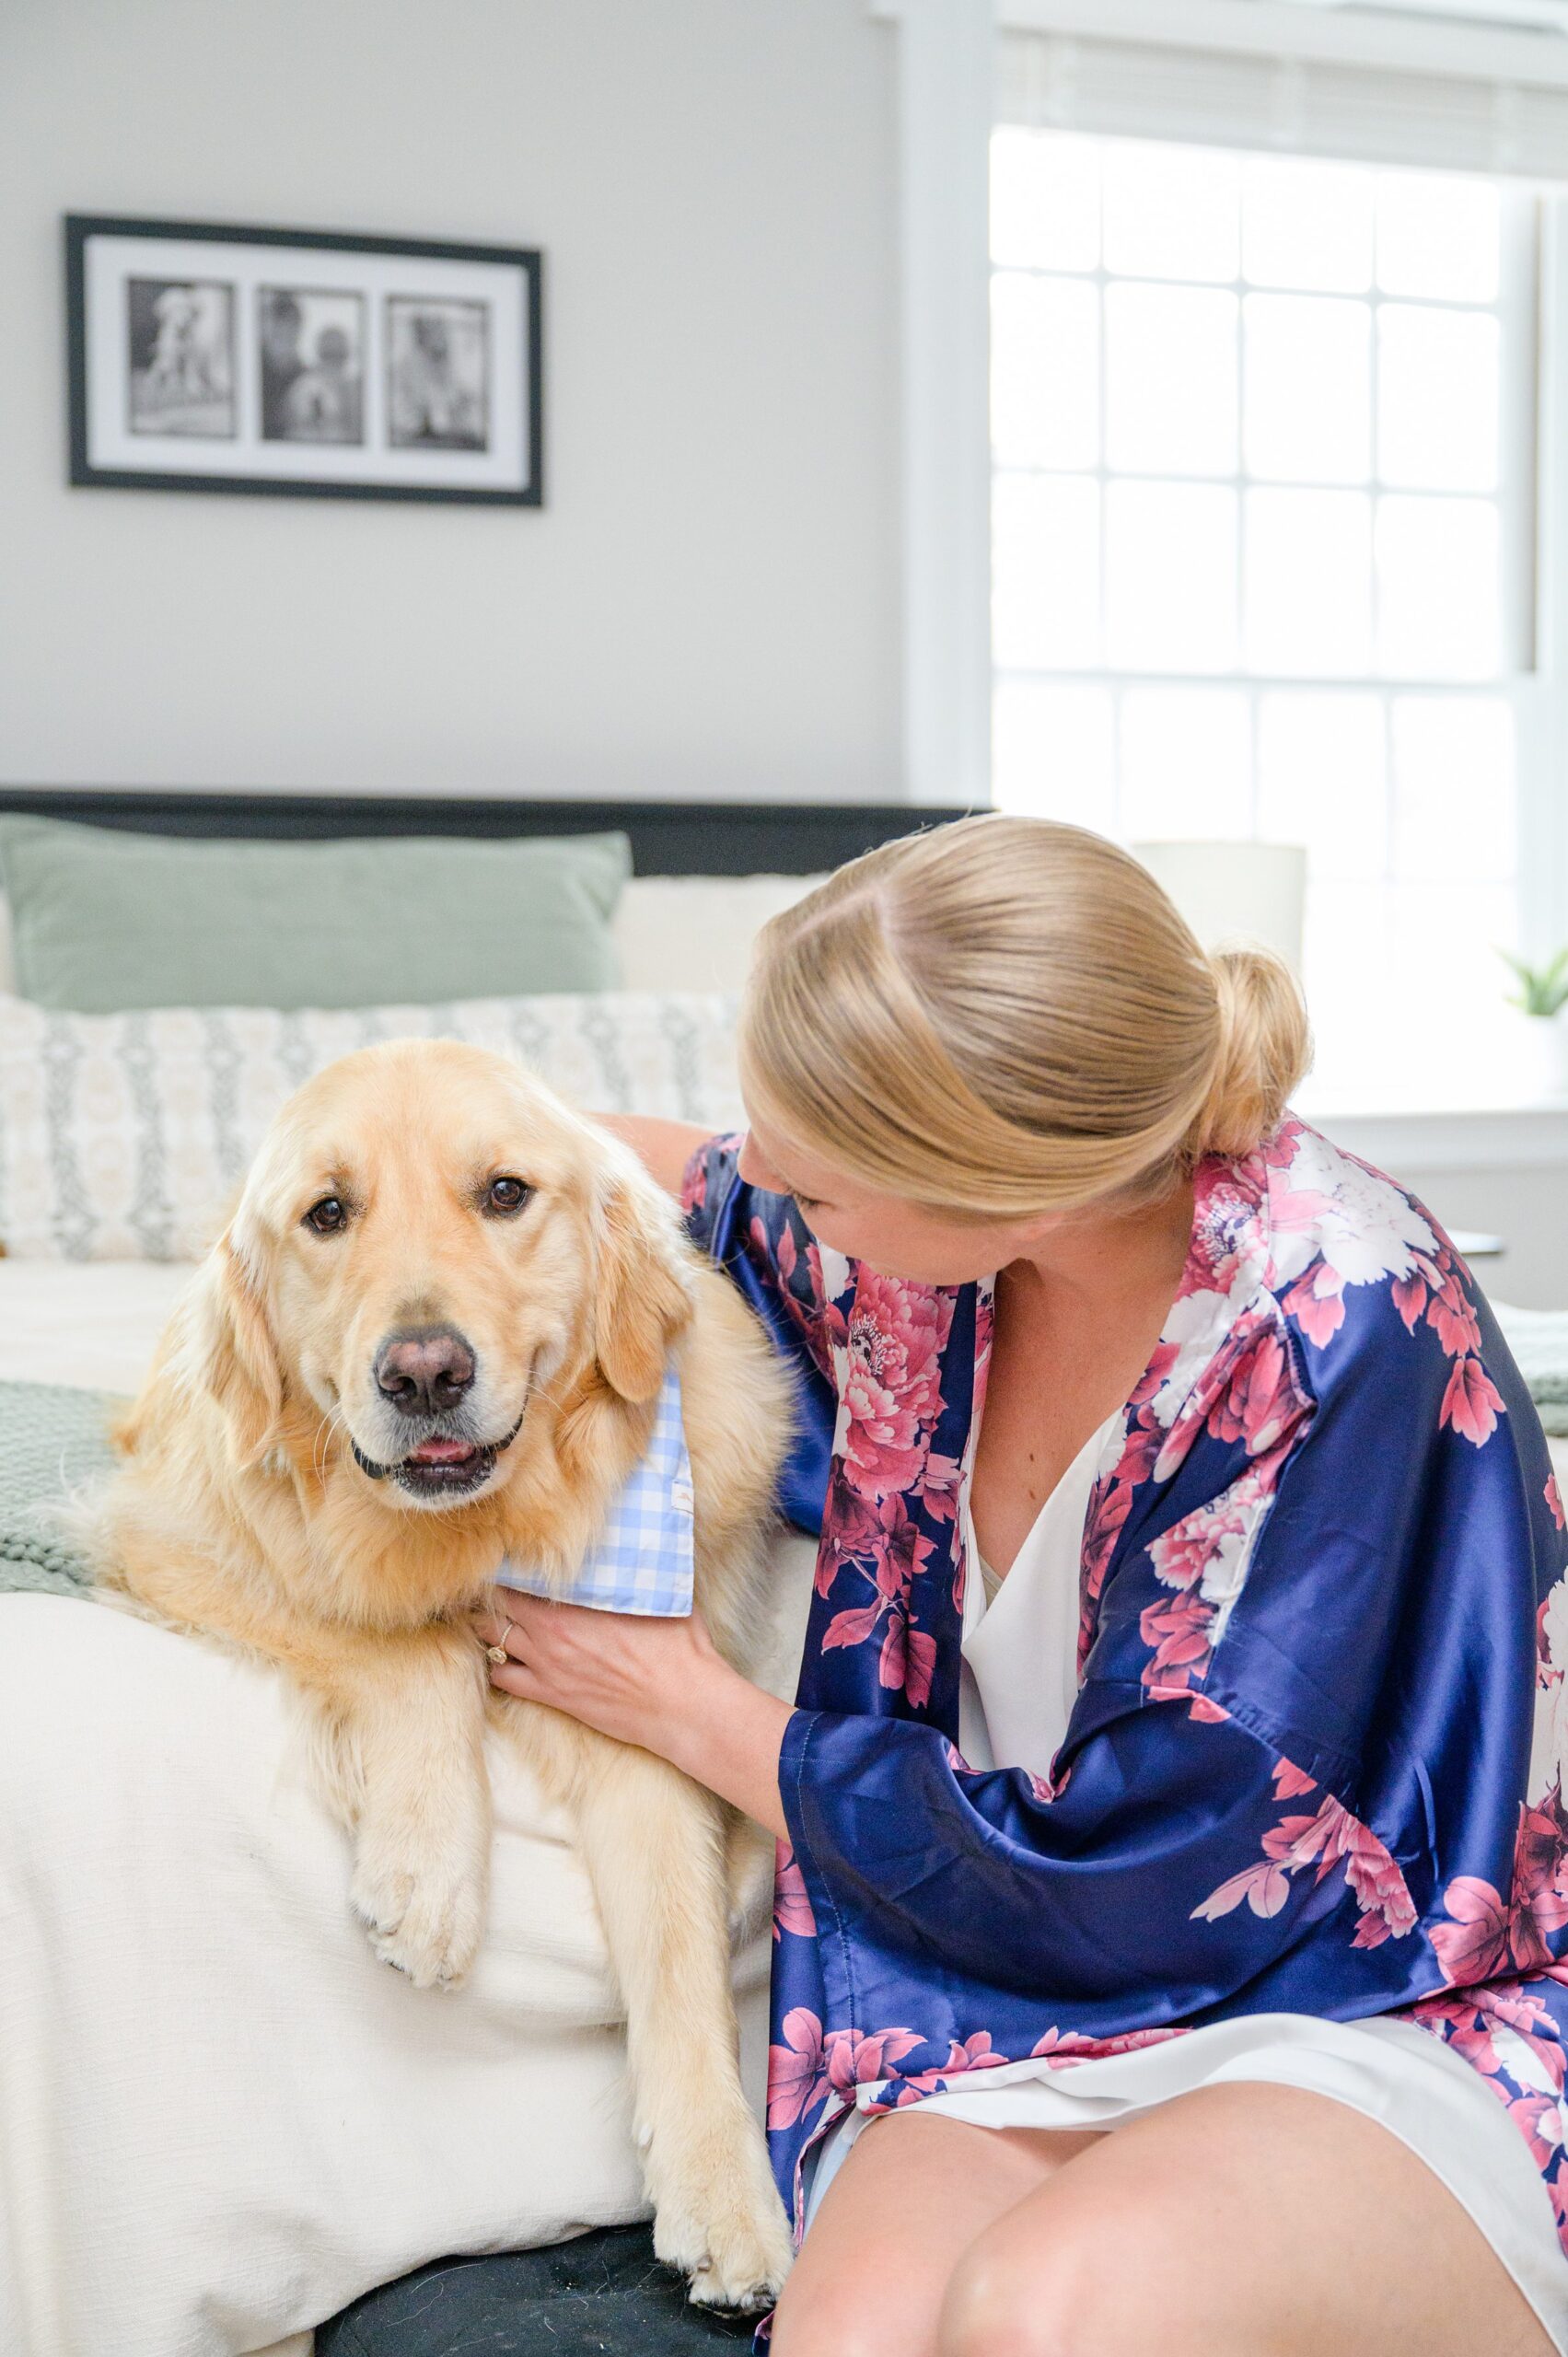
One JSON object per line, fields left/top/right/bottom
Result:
{"left": 478, "top": 815, "right": 1568, "bottom": 2356}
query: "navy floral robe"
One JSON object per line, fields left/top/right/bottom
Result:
{"left": 684, "top": 1120, "right": 1568, "bottom": 2260}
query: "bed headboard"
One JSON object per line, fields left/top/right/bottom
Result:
{"left": 0, "top": 789, "right": 973, "bottom": 876}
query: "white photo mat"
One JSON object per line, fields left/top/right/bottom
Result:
{"left": 69, "top": 216, "right": 540, "bottom": 503}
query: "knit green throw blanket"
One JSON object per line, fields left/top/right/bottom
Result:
{"left": 1496, "top": 1307, "right": 1568, "bottom": 1437}
{"left": 0, "top": 1380, "right": 121, "bottom": 1598}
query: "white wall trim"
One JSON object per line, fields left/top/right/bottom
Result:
{"left": 1527, "top": 196, "right": 1568, "bottom": 966}
{"left": 998, "top": 0, "right": 1568, "bottom": 87}
{"left": 1306, "top": 1102, "right": 1568, "bottom": 1171}
{"left": 871, "top": 0, "right": 993, "bottom": 806}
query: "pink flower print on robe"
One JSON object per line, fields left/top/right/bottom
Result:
{"left": 1138, "top": 1443, "right": 1295, "bottom": 1696}
{"left": 1430, "top": 1797, "right": 1568, "bottom": 1984}
{"left": 764, "top": 2008, "right": 923, "bottom": 2132}
{"left": 820, "top": 1493, "right": 939, "bottom": 1707}
{"left": 1441, "top": 1355, "right": 1506, "bottom": 1448}
{"left": 1028, "top": 2023, "right": 1188, "bottom": 2067}
{"left": 747, "top": 1213, "right": 831, "bottom": 1371}
{"left": 825, "top": 2024, "right": 923, "bottom": 2094}
{"left": 1206, "top": 1329, "right": 1301, "bottom": 1457}
{"left": 773, "top": 1844, "right": 816, "bottom": 1943}
{"left": 1192, "top": 1776, "right": 1417, "bottom": 1947}
{"left": 942, "top": 2030, "right": 1010, "bottom": 2073}
{"left": 1282, "top": 1265, "right": 1347, "bottom": 1351}
{"left": 1389, "top": 1242, "right": 1482, "bottom": 1362}
{"left": 836, "top": 1271, "right": 954, "bottom": 1503}
{"left": 766, "top": 2007, "right": 830, "bottom": 2131}
{"left": 817, "top": 1465, "right": 887, "bottom": 1596}
{"left": 1139, "top": 1588, "right": 1215, "bottom": 1695}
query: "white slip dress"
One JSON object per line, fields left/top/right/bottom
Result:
{"left": 801, "top": 1418, "right": 1568, "bottom": 2351}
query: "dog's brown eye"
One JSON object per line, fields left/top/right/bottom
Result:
{"left": 485, "top": 1177, "right": 530, "bottom": 1216}
{"left": 304, "top": 1196, "right": 349, "bottom": 1237}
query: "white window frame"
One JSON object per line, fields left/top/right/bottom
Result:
{"left": 872, "top": 0, "right": 1568, "bottom": 1152}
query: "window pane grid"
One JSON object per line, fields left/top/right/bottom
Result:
{"left": 990, "top": 131, "right": 1538, "bottom": 1102}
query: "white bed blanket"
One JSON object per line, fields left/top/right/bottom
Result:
{"left": 0, "top": 1259, "right": 813, "bottom": 2354}
{"left": 0, "top": 1259, "right": 195, "bottom": 1392}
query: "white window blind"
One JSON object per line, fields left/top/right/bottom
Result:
{"left": 997, "top": 8, "right": 1568, "bottom": 176}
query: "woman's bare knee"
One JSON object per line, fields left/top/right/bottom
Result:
{"left": 936, "top": 2196, "right": 1203, "bottom": 2357}
{"left": 771, "top": 2269, "right": 914, "bottom": 2357}
{"left": 772, "top": 2108, "right": 1088, "bottom": 2357}
{"left": 937, "top": 2219, "right": 1094, "bottom": 2357}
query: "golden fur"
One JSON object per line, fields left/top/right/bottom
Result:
{"left": 93, "top": 1039, "right": 795, "bottom": 2306}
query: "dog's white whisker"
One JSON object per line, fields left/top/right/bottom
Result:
{"left": 313, "top": 1404, "right": 352, "bottom": 1483}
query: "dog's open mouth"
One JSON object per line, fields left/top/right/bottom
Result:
{"left": 352, "top": 1408, "right": 526, "bottom": 1500}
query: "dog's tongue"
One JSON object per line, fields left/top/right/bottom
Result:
{"left": 408, "top": 1437, "right": 477, "bottom": 1466}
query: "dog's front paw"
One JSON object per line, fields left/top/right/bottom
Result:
{"left": 350, "top": 1838, "right": 485, "bottom": 1991}
{"left": 649, "top": 2123, "right": 794, "bottom": 2312}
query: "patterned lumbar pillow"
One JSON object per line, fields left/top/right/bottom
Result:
{"left": 0, "top": 991, "right": 740, "bottom": 1261}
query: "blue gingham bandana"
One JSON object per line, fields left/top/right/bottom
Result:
{"left": 494, "top": 1364, "right": 695, "bottom": 1617}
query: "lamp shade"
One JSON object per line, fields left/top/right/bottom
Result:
{"left": 1129, "top": 839, "right": 1307, "bottom": 977}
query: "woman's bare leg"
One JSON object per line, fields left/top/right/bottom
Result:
{"left": 769, "top": 2111, "right": 1104, "bottom": 2357}
{"left": 942, "top": 2082, "right": 1552, "bottom": 2357}
{"left": 772, "top": 2083, "right": 1554, "bottom": 2357}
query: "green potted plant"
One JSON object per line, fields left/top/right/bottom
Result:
{"left": 1501, "top": 945, "right": 1568, "bottom": 1100}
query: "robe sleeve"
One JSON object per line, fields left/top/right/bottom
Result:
{"left": 681, "top": 1132, "right": 839, "bottom": 1537}
{"left": 780, "top": 1680, "right": 1396, "bottom": 2038}
{"left": 780, "top": 1298, "right": 1563, "bottom": 2042}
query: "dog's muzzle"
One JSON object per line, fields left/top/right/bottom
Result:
{"left": 352, "top": 1403, "right": 527, "bottom": 1500}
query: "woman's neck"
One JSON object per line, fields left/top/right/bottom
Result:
{"left": 1003, "top": 1176, "right": 1196, "bottom": 1323}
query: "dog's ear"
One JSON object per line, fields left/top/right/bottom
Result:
{"left": 192, "top": 1227, "right": 285, "bottom": 1469}
{"left": 593, "top": 1176, "right": 693, "bottom": 1403}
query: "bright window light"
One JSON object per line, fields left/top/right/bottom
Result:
{"left": 1242, "top": 157, "right": 1375, "bottom": 295}
{"left": 1105, "top": 284, "right": 1238, "bottom": 476}
{"left": 989, "top": 131, "right": 1536, "bottom": 1104}
{"left": 1101, "top": 141, "right": 1240, "bottom": 284}
{"left": 1243, "top": 294, "right": 1370, "bottom": 483}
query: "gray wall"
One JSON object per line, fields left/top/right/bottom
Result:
{"left": 1388, "top": 1166, "right": 1565, "bottom": 1315}
{"left": 0, "top": 0, "right": 900, "bottom": 801}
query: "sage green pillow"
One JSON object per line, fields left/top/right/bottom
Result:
{"left": 0, "top": 818, "right": 632, "bottom": 1012}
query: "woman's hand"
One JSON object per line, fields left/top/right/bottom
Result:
{"left": 473, "top": 1592, "right": 794, "bottom": 1840}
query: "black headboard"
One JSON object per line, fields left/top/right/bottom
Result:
{"left": 0, "top": 789, "right": 973, "bottom": 877}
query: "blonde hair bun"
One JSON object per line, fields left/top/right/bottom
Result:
{"left": 1197, "top": 945, "right": 1314, "bottom": 1163}
{"left": 739, "top": 814, "right": 1313, "bottom": 1218}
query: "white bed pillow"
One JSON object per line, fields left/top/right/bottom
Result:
{"left": 0, "top": 990, "right": 741, "bottom": 1261}
{"left": 612, "top": 874, "right": 826, "bottom": 994}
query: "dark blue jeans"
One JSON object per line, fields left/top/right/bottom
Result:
{"left": 317, "top": 2225, "right": 761, "bottom": 2355}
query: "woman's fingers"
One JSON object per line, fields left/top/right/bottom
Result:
{"left": 470, "top": 1604, "right": 539, "bottom": 1692}
{"left": 472, "top": 1589, "right": 554, "bottom": 1655}
{"left": 486, "top": 1655, "right": 538, "bottom": 1700}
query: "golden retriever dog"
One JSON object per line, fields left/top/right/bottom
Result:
{"left": 93, "top": 1039, "right": 796, "bottom": 2308}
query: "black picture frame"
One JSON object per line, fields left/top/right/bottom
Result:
{"left": 65, "top": 214, "right": 544, "bottom": 506}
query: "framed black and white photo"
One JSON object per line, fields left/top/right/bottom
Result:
{"left": 66, "top": 215, "right": 542, "bottom": 505}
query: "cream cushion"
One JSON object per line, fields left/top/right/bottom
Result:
{"left": 611, "top": 873, "right": 826, "bottom": 994}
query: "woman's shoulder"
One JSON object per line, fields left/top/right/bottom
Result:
{"left": 1195, "top": 1116, "right": 1477, "bottom": 1373}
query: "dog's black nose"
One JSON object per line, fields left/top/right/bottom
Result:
{"left": 375, "top": 1327, "right": 476, "bottom": 1415}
